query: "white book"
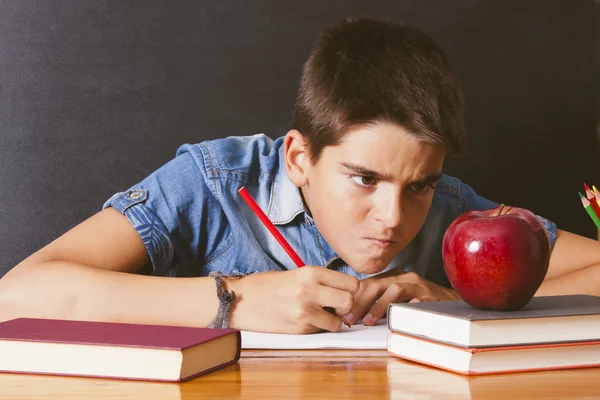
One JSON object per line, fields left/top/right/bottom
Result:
{"left": 387, "top": 331, "right": 600, "bottom": 375}
{"left": 387, "top": 295, "right": 600, "bottom": 348}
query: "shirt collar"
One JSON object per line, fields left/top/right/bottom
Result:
{"left": 267, "top": 143, "right": 307, "bottom": 225}
{"left": 266, "top": 141, "right": 342, "bottom": 268}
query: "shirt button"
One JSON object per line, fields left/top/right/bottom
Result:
{"left": 129, "top": 192, "right": 141, "bottom": 200}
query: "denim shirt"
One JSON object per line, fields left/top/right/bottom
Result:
{"left": 103, "top": 134, "right": 557, "bottom": 287}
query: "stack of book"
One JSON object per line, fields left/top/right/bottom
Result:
{"left": 386, "top": 294, "right": 600, "bottom": 375}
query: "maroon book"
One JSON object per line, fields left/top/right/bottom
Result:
{"left": 0, "top": 318, "right": 241, "bottom": 382}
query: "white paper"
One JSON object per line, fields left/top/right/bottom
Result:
{"left": 241, "top": 319, "right": 389, "bottom": 349}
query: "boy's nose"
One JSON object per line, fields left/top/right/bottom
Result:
{"left": 375, "top": 195, "right": 403, "bottom": 228}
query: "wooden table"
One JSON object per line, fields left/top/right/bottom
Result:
{"left": 0, "top": 350, "right": 599, "bottom": 399}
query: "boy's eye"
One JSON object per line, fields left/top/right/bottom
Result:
{"left": 350, "top": 175, "right": 377, "bottom": 187}
{"left": 409, "top": 182, "right": 435, "bottom": 194}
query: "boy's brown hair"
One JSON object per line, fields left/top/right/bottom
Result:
{"left": 292, "top": 17, "right": 466, "bottom": 163}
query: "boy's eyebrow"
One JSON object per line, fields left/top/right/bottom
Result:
{"left": 340, "top": 162, "right": 391, "bottom": 180}
{"left": 414, "top": 172, "right": 443, "bottom": 184}
{"left": 340, "top": 162, "right": 442, "bottom": 183}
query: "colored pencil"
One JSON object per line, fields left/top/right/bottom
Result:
{"left": 594, "top": 189, "right": 600, "bottom": 209}
{"left": 584, "top": 183, "right": 600, "bottom": 220}
{"left": 579, "top": 192, "right": 600, "bottom": 229}
{"left": 592, "top": 185, "right": 600, "bottom": 208}
{"left": 238, "top": 187, "right": 305, "bottom": 268}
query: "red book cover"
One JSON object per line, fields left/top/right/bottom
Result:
{"left": 0, "top": 318, "right": 241, "bottom": 381}
{"left": 0, "top": 318, "right": 239, "bottom": 350}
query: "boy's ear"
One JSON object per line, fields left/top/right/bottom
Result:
{"left": 283, "top": 129, "right": 310, "bottom": 187}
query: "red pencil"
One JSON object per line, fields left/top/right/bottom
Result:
{"left": 584, "top": 183, "right": 600, "bottom": 220}
{"left": 238, "top": 186, "right": 351, "bottom": 327}
{"left": 238, "top": 187, "right": 305, "bottom": 267}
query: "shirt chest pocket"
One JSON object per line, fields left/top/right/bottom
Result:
{"left": 202, "top": 236, "right": 287, "bottom": 276}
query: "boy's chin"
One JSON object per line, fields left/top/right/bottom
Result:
{"left": 348, "top": 259, "right": 391, "bottom": 275}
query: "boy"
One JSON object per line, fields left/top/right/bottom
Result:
{"left": 1, "top": 18, "right": 599, "bottom": 334}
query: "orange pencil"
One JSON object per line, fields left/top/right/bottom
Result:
{"left": 593, "top": 185, "right": 600, "bottom": 208}
{"left": 584, "top": 183, "right": 600, "bottom": 219}
{"left": 594, "top": 189, "right": 600, "bottom": 209}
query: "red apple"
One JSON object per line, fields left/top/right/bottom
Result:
{"left": 442, "top": 204, "right": 551, "bottom": 311}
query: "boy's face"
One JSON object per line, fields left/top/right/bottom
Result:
{"left": 285, "top": 122, "right": 446, "bottom": 275}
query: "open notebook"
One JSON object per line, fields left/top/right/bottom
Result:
{"left": 241, "top": 319, "right": 388, "bottom": 350}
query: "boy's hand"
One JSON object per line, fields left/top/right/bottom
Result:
{"left": 227, "top": 267, "right": 359, "bottom": 334}
{"left": 343, "top": 269, "right": 459, "bottom": 326}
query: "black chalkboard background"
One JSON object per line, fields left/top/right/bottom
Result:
{"left": 0, "top": 1, "right": 598, "bottom": 277}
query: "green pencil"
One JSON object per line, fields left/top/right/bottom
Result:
{"left": 579, "top": 192, "right": 600, "bottom": 229}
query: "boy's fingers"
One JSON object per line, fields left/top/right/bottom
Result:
{"left": 363, "top": 283, "right": 418, "bottom": 325}
{"left": 345, "top": 282, "right": 381, "bottom": 325}
{"left": 312, "top": 267, "right": 360, "bottom": 294}
{"left": 315, "top": 286, "right": 354, "bottom": 316}
{"left": 409, "top": 296, "right": 434, "bottom": 303}
{"left": 309, "top": 306, "right": 345, "bottom": 333}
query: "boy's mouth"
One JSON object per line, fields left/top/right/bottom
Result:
{"left": 366, "top": 238, "right": 396, "bottom": 249}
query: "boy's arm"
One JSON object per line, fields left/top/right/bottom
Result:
{"left": 0, "top": 208, "right": 219, "bottom": 326}
{"left": 535, "top": 229, "right": 600, "bottom": 296}
{"left": 0, "top": 208, "right": 358, "bottom": 333}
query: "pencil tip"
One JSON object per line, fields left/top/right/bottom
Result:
{"left": 579, "top": 192, "right": 584, "bottom": 199}
{"left": 584, "top": 183, "right": 590, "bottom": 191}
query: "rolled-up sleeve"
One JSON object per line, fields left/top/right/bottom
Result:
{"left": 102, "top": 144, "right": 231, "bottom": 277}
{"left": 103, "top": 188, "right": 176, "bottom": 276}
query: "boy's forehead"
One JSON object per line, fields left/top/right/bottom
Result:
{"left": 328, "top": 125, "right": 445, "bottom": 157}
{"left": 336, "top": 122, "right": 421, "bottom": 146}
{"left": 318, "top": 125, "right": 446, "bottom": 175}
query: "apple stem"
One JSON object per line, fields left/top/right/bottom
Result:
{"left": 497, "top": 204, "right": 505, "bottom": 216}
